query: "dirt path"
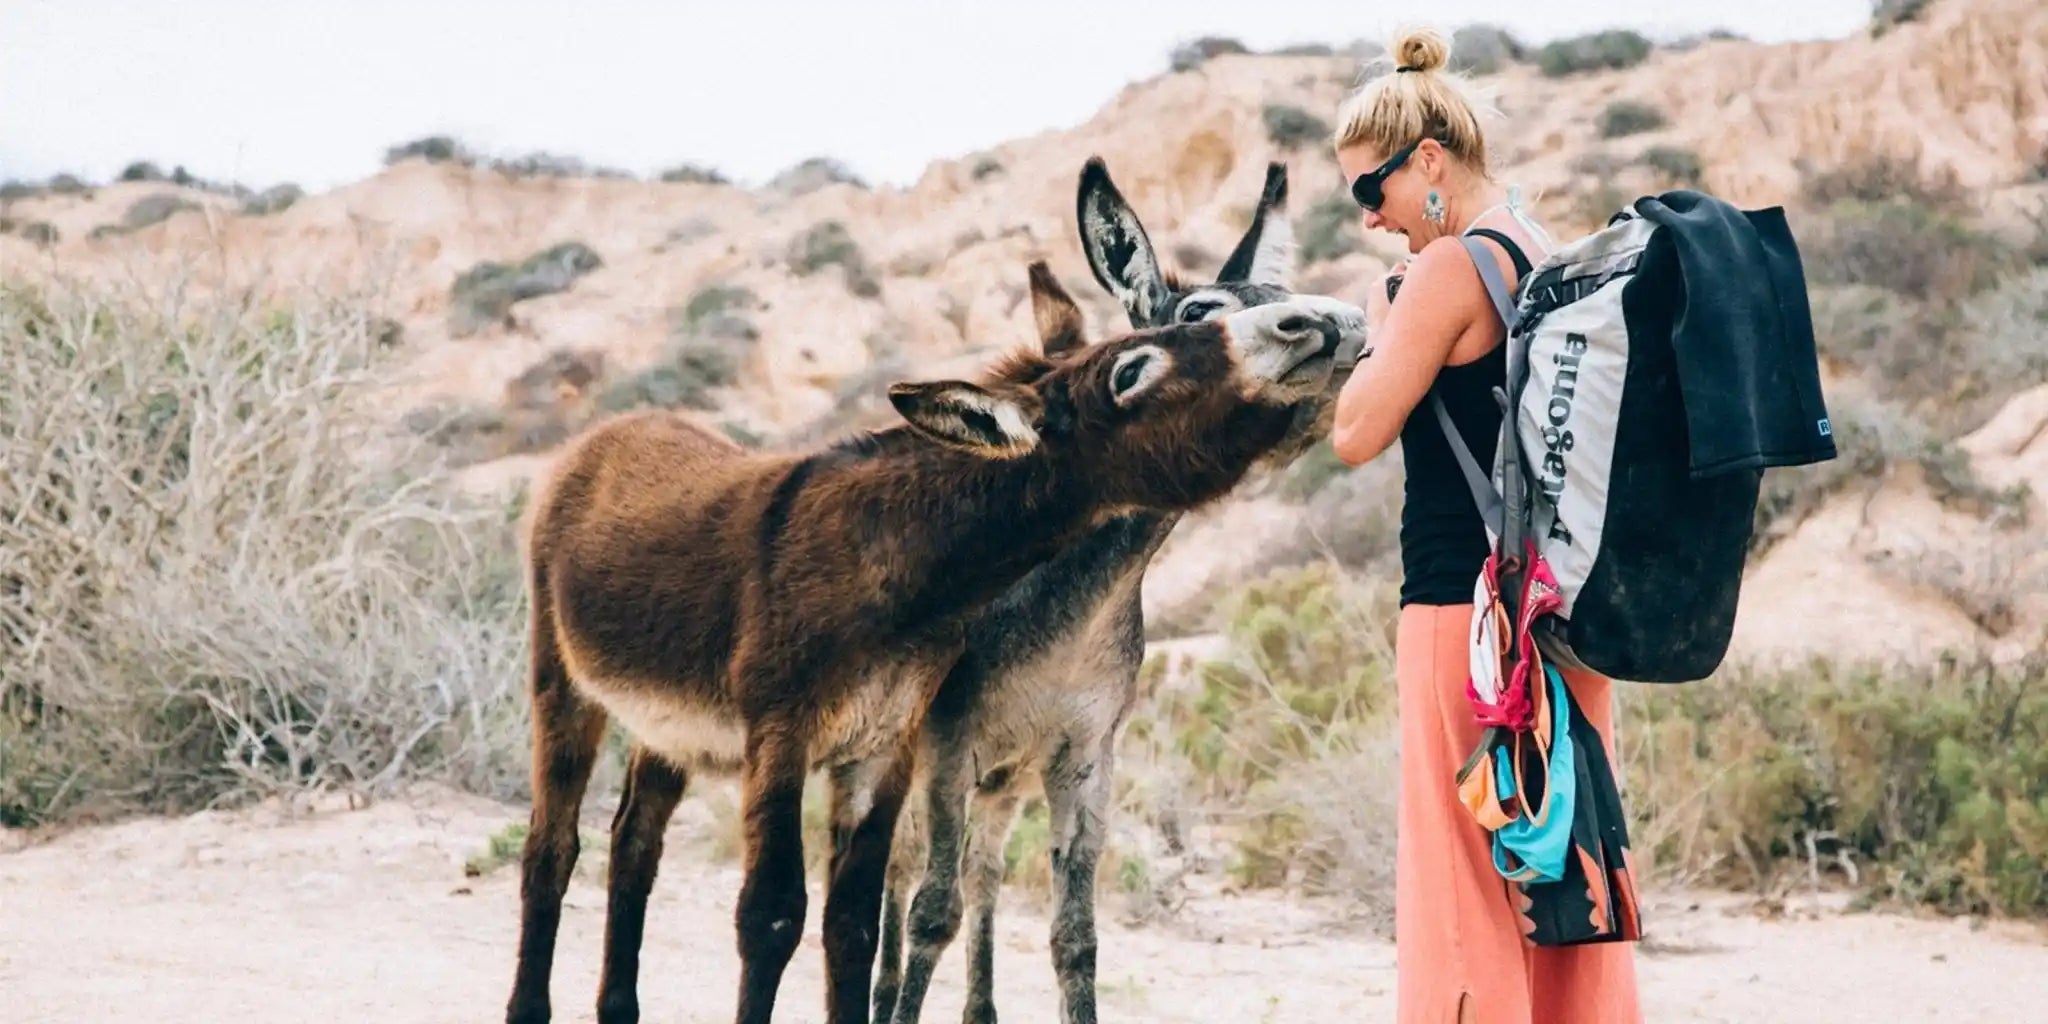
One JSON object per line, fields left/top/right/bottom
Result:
{"left": 4, "top": 786, "right": 2044, "bottom": 1024}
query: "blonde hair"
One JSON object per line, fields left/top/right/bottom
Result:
{"left": 1332, "top": 26, "right": 1498, "bottom": 174}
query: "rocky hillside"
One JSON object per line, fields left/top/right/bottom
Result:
{"left": 2, "top": 0, "right": 2044, "bottom": 671}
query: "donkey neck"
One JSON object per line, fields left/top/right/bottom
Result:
{"left": 798, "top": 428, "right": 1108, "bottom": 626}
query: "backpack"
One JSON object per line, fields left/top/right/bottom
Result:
{"left": 1435, "top": 203, "right": 1773, "bottom": 685}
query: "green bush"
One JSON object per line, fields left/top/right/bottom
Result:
{"left": 1871, "top": 0, "right": 1935, "bottom": 35}
{"left": 1124, "top": 562, "right": 1400, "bottom": 900}
{"left": 1621, "top": 653, "right": 2048, "bottom": 916}
{"left": 447, "top": 241, "right": 604, "bottom": 336}
{"left": 1802, "top": 153, "right": 1962, "bottom": 209}
{"left": 1802, "top": 198, "right": 2017, "bottom": 301}
{"left": 1536, "top": 30, "right": 1653, "bottom": 76}
{"left": 1597, "top": 99, "right": 1667, "bottom": 138}
{"left": 788, "top": 220, "right": 880, "bottom": 297}
{"left": 123, "top": 194, "right": 200, "bottom": 230}
{"left": 1295, "top": 193, "right": 1363, "bottom": 265}
{"left": 1262, "top": 104, "right": 1331, "bottom": 151}
{"left": 1750, "top": 389, "right": 2024, "bottom": 553}
{"left": 118, "top": 161, "right": 166, "bottom": 182}
{"left": 658, "top": 163, "right": 729, "bottom": 185}
{"left": 595, "top": 283, "right": 759, "bottom": 416}
{"left": 489, "top": 152, "right": 634, "bottom": 180}
{"left": 384, "top": 135, "right": 475, "bottom": 166}
{"left": 1450, "top": 24, "right": 1525, "bottom": 74}
{"left": 768, "top": 156, "right": 866, "bottom": 195}
{"left": 1169, "top": 36, "right": 1249, "bottom": 72}
{"left": 241, "top": 184, "right": 303, "bottom": 216}
{"left": 1639, "top": 145, "right": 1704, "bottom": 185}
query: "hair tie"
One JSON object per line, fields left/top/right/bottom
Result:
{"left": 1395, "top": 64, "right": 1422, "bottom": 73}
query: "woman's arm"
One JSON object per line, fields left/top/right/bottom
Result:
{"left": 1329, "top": 240, "right": 1487, "bottom": 466}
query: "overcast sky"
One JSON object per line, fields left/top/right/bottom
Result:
{"left": 2, "top": 0, "right": 1871, "bottom": 193}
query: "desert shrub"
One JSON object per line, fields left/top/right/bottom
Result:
{"left": 1572, "top": 150, "right": 1628, "bottom": 177}
{"left": 1572, "top": 181, "right": 1635, "bottom": 228}
{"left": 1536, "top": 30, "right": 1653, "bottom": 76}
{"left": 1450, "top": 24, "right": 1525, "bottom": 74}
{"left": 1597, "top": 99, "right": 1667, "bottom": 138}
{"left": 1665, "top": 28, "right": 1748, "bottom": 51}
{"left": 1271, "top": 42, "right": 1337, "bottom": 57}
{"left": 383, "top": 135, "right": 475, "bottom": 166}
{"left": 241, "top": 183, "right": 303, "bottom": 216}
{"left": 17, "top": 221, "right": 59, "bottom": 246}
{"left": 1621, "top": 652, "right": 2048, "bottom": 916}
{"left": 1262, "top": 104, "right": 1331, "bottom": 151}
{"left": 118, "top": 161, "right": 166, "bottom": 182}
{"left": 447, "top": 241, "right": 603, "bottom": 336}
{"left": 1168, "top": 36, "right": 1249, "bottom": 72}
{"left": 970, "top": 156, "right": 1004, "bottom": 181}
{"left": 0, "top": 276, "right": 527, "bottom": 826}
{"left": 1802, "top": 153, "right": 1962, "bottom": 209}
{"left": 768, "top": 156, "right": 866, "bottom": 195}
{"left": 489, "top": 152, "right": 633, "bottom": 180}
{"left": 1639, "top": 145, "right": 1704, "bottom": 185}
{"left": 1807, "top": 281, "right": 2039, "bottom": 434}
{"left": 1123, "top": 561, "right": 1401, "bottom": 906}
{"left": 1871, "top": 0, "right": 1935, "bottom": 34}
{"left": 1802, "top": 197, "right": 2017, "bottom": 301}
{"left": 1749, "top": 389, "right": 2025, "bottom": 553}
{"left": 658, "top": 163, "right": 729, "bottom": 185}
{"left": 788, "top": 220, "right": 880, "bottom": 297}
{"left": 1295, "top": 193, "right": 1363, "bottom": 265}
{"left": 1957, "top": 267, "right": 2048, "bottom": 390}
{"left": 46, "top": 174, "right": 91, "bottom": 195}
{"left": 495, "top": 348, "right": 609, "bottom": 455}
{"left": 122, "top": 193, "right": 200, "bottom": 231}
{"left": 597, "top": 343, "right": 740, "bottom": 414}
{"left": 596, "top": 285, "right": 758, "bottom": 415}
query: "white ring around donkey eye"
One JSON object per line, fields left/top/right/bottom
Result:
{"left": 1109, "top": 345, "right": 1169, "bottom": 406}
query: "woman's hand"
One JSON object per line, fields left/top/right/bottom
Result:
{"left": 1329, "top": 242, "right": 1483, "bottom": 467}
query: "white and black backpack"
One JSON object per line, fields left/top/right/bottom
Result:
{"left": 1436, "top": 201, "right": 1786, "bottom": 684}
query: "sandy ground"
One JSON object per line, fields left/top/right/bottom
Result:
{"left": 4, "top": 786, "right": 2045, "bottom": 1024}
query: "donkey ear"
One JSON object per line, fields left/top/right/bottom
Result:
{"left": 1026, "top": 260, "right": 1087, "bottom": 358}
{"left": 1217, "top": 161, "right": 1293, "bottom": 288}
{"left": 1076, "top": 156, "right": 1168, "bottom": 328}
{"left": 887, "top": 380, "right": 1043, "bottom": 458}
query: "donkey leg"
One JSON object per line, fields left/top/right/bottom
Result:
{"left": 959, "top": 789, "right": 1021, "bottom": 1024}
{"left": 885, "top": 742, "right": 975, "bottom": 1024}
{"left": 872, "top": 813, "right": 919, "bottom": 1024}
{"left": 1043, "top": 738, "right": 1115, "bottom": 1024}
{"left": 506, "top": 616, "right": 608, "bottom": 1024}
{"left": 733, "top": 724, "right": 812, "bottom": 1024}
{"left": 823, "top": 742, "right": 917, "bottom": 1024}
{"left": 595, "top": 746, "right": 688, "bottom": 1024}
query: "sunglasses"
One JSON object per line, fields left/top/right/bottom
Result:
{"left": 1349, "top": 139, "right": 1423, "bottom": 211}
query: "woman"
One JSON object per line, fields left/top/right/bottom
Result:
{"left": 1324, "top": 27, "right": 1643, "bottom": 1024}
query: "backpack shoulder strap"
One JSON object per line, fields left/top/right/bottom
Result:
{"left": 1426, "top": 231, "right": 1530, "bottom": 539}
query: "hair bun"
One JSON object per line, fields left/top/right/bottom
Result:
{"left": 1392, "top": 27, "right": 1450, "bottom": 74}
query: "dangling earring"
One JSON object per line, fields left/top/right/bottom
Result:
{"left": 1425, "top": 190, "right": 1445, "bottom": 224}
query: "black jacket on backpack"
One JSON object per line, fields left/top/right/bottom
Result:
{"left": 1632, "top": 190, "right": 1837, "bottom": 478}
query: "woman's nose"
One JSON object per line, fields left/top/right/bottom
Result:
{"left": 1360, "top": 208, "right": 1385, "bottom": 231}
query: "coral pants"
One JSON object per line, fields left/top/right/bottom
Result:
{"left": 1393, "top": 603, "right": 1642, "bottom": 1024}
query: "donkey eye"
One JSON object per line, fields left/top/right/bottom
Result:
{"left": 1114, "top": 357, "right": 1147, "bottom": 394}
{"left": 1179, "top": 300, "right": 1221, "bottom": 322}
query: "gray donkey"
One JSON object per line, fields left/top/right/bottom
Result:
{"left": 874, "top": 156, "right": 1344, "bottom": 1024}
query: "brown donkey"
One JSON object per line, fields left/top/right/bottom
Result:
{"left": 501, "top": 267, "right": 1364, "bottom": 1024}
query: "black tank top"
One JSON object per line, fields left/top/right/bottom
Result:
{"left": 1397, "top": 228, "right": 1533, "bottom": 608}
